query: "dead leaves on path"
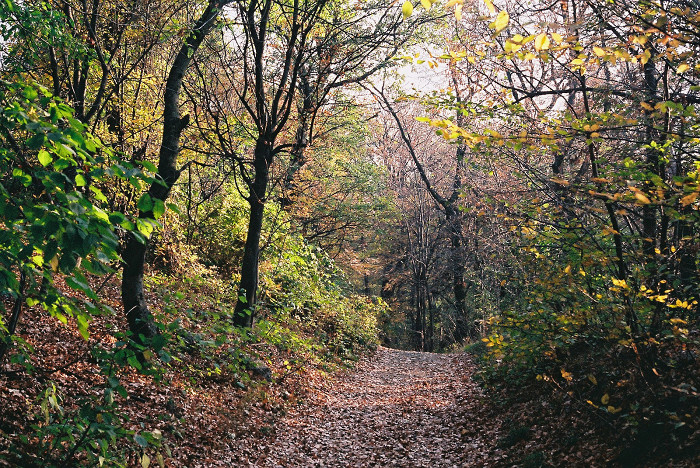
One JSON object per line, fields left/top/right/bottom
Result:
{"left": 249, "top": 348, "right": 505, "bottom": 467}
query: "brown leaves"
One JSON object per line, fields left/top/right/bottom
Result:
{"left": 259, "top": 348, "right": 500, "bottom": 467}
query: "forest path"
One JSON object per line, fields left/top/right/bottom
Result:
{"left": 254, "top": 347, "right": 501, "bottom": 467}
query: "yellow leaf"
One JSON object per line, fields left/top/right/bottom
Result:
{"left": 677, "top": 63, "right": 690, "bottom": 73}
{"left": 402, "top": 1, "right": 413, "bottom": 19}
{"left": 587, "top": 374, "right": 598, "bottom": 385}
{"left": 561, "top": 368, "right": 573, "bottom": 381}
{"left": 564, "top": 264, "right": 572, "bottom": 274}
{"left": 632, "top": 35, "right": 648, "bottom": 45}
{"left": 640, "top": 101, "right": 654, "bottom": 111}
{"left": 634, "top": 192, "right": 651, "bottom": 204}
{"left": 607, "top": 406, "right": 622, "bottom": 414}
{"left": 421, "top": 0, "right": 431, "bottom": 9}
{"left": 50, "top": 255, "right": 59, "bottom": 272}
{"left": 593, "top": 46, "right": 606, "bottom": 57}
{"left": 455, "top": 3, "right": 463, "bottom": 20}
{"left": 601, "top": 393, "right": 610, "bottom": 405}
{"left": 640, "top": 49, "right": 651, "bottom": 65}
{"left": 602, "top": 225, "right": 619, "bottom": 236}
{"left": 489, "top": 10, "right": 509, "bottom": 34}
{"left": 551, "top": 32, "right": 563, "bottom": 43}
{"left": 484, "top": 0, "right": 496, "bottom": 13}
{"left": 504, "top": 39, "right": 522, "bottom": 53}
{"left": 534, "top": 33, "right": 550, "bottom": 51}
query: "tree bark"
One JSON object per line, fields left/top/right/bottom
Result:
{"left": 233, "top": 140, "right": 272, "bottom": 327}
{"left": 121, "top": 0, "right": 229, "bottom": 344}
{"left": 447, "top": 205, "right": 471, "bottom": 341}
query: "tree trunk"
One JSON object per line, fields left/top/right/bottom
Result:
{"left": 447, "top": 206, "right": 471, "bottom": 342}
{"left": 281, "top": 70, "right": 313, "bottom": 207}
{"left": 121, "top": 0, "right": 229, "bottom": 344}
{"left": 234, "top": 140, "right": 271, "bottom": 327}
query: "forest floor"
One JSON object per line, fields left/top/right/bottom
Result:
{"left": 2, "top": 289, "right": 696, "bottom": 467}
{"left": 232, "top": 347, "right": 506, "bottom": 467}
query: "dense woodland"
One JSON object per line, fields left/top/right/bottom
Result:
{"left": 0, "top": 0, "right": 698, "bottom": 465}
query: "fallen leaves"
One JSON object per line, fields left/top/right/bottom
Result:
{"left": 255, "top": 348, "right": 501, "bottom": 467}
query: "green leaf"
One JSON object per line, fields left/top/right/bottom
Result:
{"left": 134, "top": 434, "right": 148, "bottom": 448}
{"left": 104, "top": 388, "right": 114, "bottom": 405}
{"left": 137, "top": 193, "right": 153, "bottom": 212}
{"left": 84, "top": 137, "right": 97, "bottom": 153}
{"left": 26, "top": 133, "right": 44, "bottom": 149}
{"left": 75, "top": 174, "right": 87, "bottom": 187}
{"left": 76, "top": 314, "right": 90, "bottom": 340}
{"left": 136, "top": 218, "right": 154, "bottom": 238}
{"left": 137, "top": 160, "right": 157, "bottom": 172}
{"left": 109, "top": 212, "right": 126, "bottom": 225}
{"left": 152, "top": 199, "right": 165, "bottom": 219}
{"left": 38, "top": 150, "right": 53, "bottom": 166}
{"left": 127, "top": 354, "right": 142, "bottom": 370}
{"left": 166, "top": 202, "right": 181, "bottom": 214}
{"left": 90, "top": 186, "right": 108, "bottom": 202}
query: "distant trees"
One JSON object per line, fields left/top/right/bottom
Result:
{"left": 387, "top": 2, "right": 700, "bottom": 443}
{"left": 187, "top": 0, "right": 423, "bottom": 327}
{"left": 383, "top": 0, "right": 699, "bottom": 363}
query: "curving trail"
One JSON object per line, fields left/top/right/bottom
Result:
{"left": 254, "top": 347, "right": 500, "bottom": 467}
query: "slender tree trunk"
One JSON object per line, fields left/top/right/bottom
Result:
{"left": 281, "top": 71, "right": 313, "bottom": 207}
{"left": 642, "top": 51, "right": 666, "bottom": 335}
{"left": 447, "top": 206, "right": 471, "bottom": 341}
{"left": 234, "top": 141, "right": 271, "bottom": 327}
{"left": 121, "top": 0, "right": 229, "bottom": 343}
{"left": 427, "top": 290, "right": 434, "bottom": 352}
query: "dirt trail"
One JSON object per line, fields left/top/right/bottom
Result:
{"left": 251, "top": 347, "right": 500, "bottom": 467}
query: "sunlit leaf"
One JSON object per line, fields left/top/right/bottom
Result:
{"left": 402, "top": 1, "right": 413, "bottom": 19}
{"left": 534, "top": 33, "right": 550, "bottom": 51}
{"left": 489, "top": 10, "right": 509, "bottom": 34}
{"left": 680, "top": 192, "right": 698, "bottom": 206}
{"left": 634, "top": 192, "right": 651, "bottom": 204}
{"left": 38, "top": 150, "right": 52, "bottom": 167}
